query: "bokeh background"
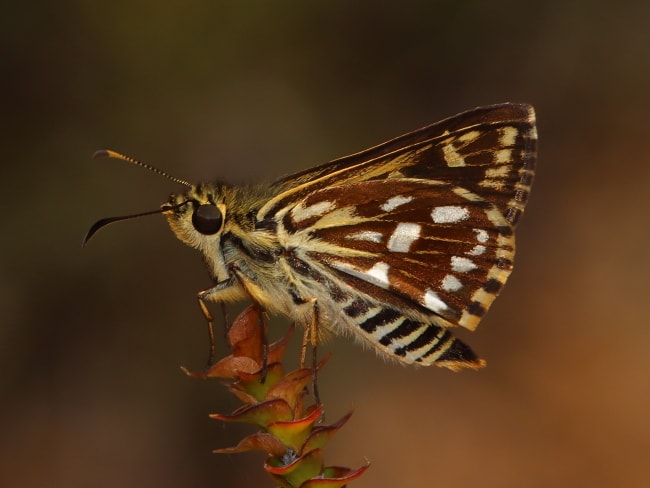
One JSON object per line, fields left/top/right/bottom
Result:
{"left": 3, "top": 1, "right": 649, "bottom": 487}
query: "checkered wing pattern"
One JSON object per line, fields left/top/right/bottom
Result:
{"left": 266, "top": 103, "right": 536, "bottom": 369}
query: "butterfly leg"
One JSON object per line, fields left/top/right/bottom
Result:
{"left": 197, "top": 264, "right": 273, "bottom": 376}
{"left": 197, "top": 276, "right": 241, "bottom": 366}
{"left": 198, "top": 297, "right": 216, "bottom": 365}
{"left": 297, "top": 298, "right": 322, "bottom": 406}
{"left": 298, "top": 298, "right": 320, "bottom": 366}
{"left": 309, "top": 300, "right": 322, "bottom": 406}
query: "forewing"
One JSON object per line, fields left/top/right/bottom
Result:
{"left": 280, "top": 179, "right": 515, "bottom": 331}
{"left": 260, "top": 103, "right": 536, "bottom": 228}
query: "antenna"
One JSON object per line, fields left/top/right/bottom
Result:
{"left": 93, "top": 149, "right": 192, "bottom": 188}
{"left": 84, "top": 150, "right": 194, "bottom": 247}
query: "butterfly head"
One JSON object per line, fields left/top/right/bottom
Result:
{"left": 163, "top": 183, "right": 228, "bottom": 250}
{"left": 83, "top": 150, "right": 228, "bottom": 254}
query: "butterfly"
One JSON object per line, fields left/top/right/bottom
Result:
{"left": 86, "top": 103, "right": 537, "bottom": 371}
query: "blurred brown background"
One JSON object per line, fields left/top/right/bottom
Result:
{"left": 2, "top": 1, "right": 649, "bottom": 487}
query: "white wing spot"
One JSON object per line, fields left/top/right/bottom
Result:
{"left": 346, "top": 230, "right": 383, "bottom": 243}
{"left": 441, "top": 274, "right": 463, "bottom": 292}
{"left": 479, "top": 179, "right": 505, "bottom": 190}
{"left": 499, "top": 126, "right": 518, "bottom": 146}
{"left": 332, "top": 261, "right": 391, "bottom": 289}
{"left": 423, "top": 289, "right": 448, "bottom": 313}
{"left": 485, "top": 165, "right": 511, "bottom": 179}
{"left": 494, "top": 149, "right": 512, "bottom": 164}
{"left": 431, "top": 206, "right": 469, "bottom": 224}
{"left": 291, "top": 200, "right": 334, "bottom": 223}
{"left": 387, "top": 223, "right": 421, "bottom": 253}
{"left": 442, "top": 142, "right": 466, "bottom": 167}
{"left": 365, "top": 262, "right": 390, "bottom": 287}
{"left": 473, "top": 228, "right": 490, "bottom": 243}
{"left": 458, "top": 130, "right": 480, "bottom": 143}
{"left": 451, "top": 256, "right": 477, "bottom": 273}
{"left": 466, "top": 244, "right": 486, "bottom": 256}
{"left": 380, "top": 195, "right": 413, "bottom": 212}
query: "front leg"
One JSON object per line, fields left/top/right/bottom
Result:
{"left": 197, "top": 263, "right": 272, "bottom": 365}
{"left": 196, "top": 276, "right": 243, "bottom": 365}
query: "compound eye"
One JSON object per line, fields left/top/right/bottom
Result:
{"left": 192, "top": 204, "right": 223, "bottom": 235}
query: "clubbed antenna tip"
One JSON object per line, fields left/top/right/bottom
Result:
{"left": 91, "top": 148, "right": 192, "bottom": 188}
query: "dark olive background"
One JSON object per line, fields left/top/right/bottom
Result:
{"left": 2, "top": 2, "right": 649, "bottom": 487}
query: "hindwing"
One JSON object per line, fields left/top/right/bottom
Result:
{"left": 278, "top": 179, "right": 515, "bottom": 331}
